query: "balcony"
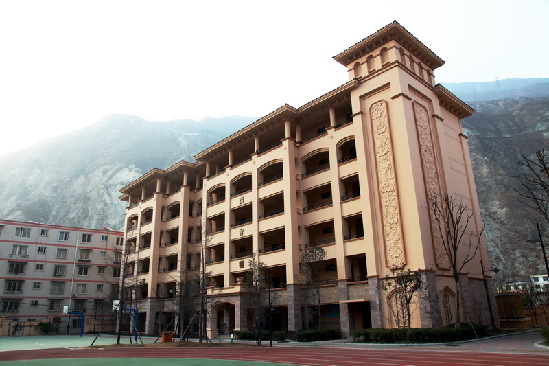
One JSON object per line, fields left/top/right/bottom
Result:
{"left": 303, "top": 200, "right": 332, "bottom": 213}
{"left": 258, "top": 209, "right": 284, "bottom": 220}
{"left": 231, "top": 217, "right": 252, "bottom": 228}
{"left": 258, "top": 174, "right": 282, "bottom": 187}
{"left": 304, "top": 237, "right": 335, "bottom": 248}
{"left": 344, "top": 232, "right": 364, "bottom": 241}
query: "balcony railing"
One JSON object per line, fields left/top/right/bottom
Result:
{"left": 232, "top": 251, "right": 253, "bottom": 259}
{"left": 259, "top": 244, "right": 285, "bottom": 253}
{"left": 231, "top": 218, "right": 252, "bottom": 227}
{"left": 207, "top": 198, "right": 225, "bottom": 207}
{"left": 301, "top": 128, "right": 327, "bottom": 144}
{"left": 344, "top": 232, "right": 364, "bottom": 241}
{"left": 347, "top": 274, "right": 368, "bottom": 282}
{"left": 338, "top": 154, "right": 357, "bottom": 164}
{"left": 301, "top": 166, "right": 329, "bottom": 178}
{"left": 257, "top": 141, "right": 282, "bottom": 155}
{"left": 341, "top": 191, "right": 360, "bottom": 202}
{"left": 258, "top": 174, "right": 283, "bottom": 187}
{"left": 206, "top": 227, "right": 225, "bottom": 235}
{"left": 231, "top": 186, "right": 252, "bottom": 197}
{"left": 304, "top": 237, "right": 335, "bottom": 248}
{"left": 258, "top": 209, "right": 284, "bottom": 219}
{"left": 303, "top": 200, "right": 332, "bottom": 212}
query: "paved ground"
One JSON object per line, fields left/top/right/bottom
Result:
{"left": 0, "top": 331, "right": 547, "bottom": 365}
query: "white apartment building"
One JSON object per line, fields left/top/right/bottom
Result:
{"left": 0, "top": 219, "right": 123, "bottom": 335}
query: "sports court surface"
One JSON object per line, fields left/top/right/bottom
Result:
{"left": 1, "top": 332, "right": 548, "bottom": 365}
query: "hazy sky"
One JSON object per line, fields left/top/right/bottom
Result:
{"left": 1, "top": 0, "right": 548, "bottom": 156}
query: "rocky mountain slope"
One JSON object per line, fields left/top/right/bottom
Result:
{"left": 0, "top": 115, "right": 254, "bottom": 230}
{"left": 1, "top": 79, "right": 548, "bottom": 277}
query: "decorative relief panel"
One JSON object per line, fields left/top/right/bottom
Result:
{"left": 370, "top": 100, "right": 405, "bottom": 268}
{"left": 413, "top": 101, "right": 449, "bottom": 269}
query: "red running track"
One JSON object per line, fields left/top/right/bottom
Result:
{"left": 2, "top": 346, "right": 549, "bottom": 365}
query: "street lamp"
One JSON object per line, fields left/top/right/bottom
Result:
{"left": 527, "top": 223, "right": 549, "bottom": 278}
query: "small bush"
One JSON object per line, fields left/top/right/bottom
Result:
{"left": 233, "top": 330, "right": 285, "bottom": 342}
{"left": 294, "top": 329, "right": 341, "bottom": 342}
{"left": 541, "top": 327, "right": 549, "bottom": 344}
{"left": 352, "top": 326, "right": 488, "bottom": 344}
{"left": 35, "top": 321, "right": 54, "bottom": 335}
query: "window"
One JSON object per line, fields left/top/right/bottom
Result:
{"left": 58, "top": 231, "right": 70, "bottom": 241}
{"left": 76, "top": 284, "right": 87, "bottom": 294}
{"left": 11, "top": 245, "right": 28, "bottom": 257}
{"left": 35, "top": 263, "right": 44, "bottom": 271}
{"left": 534, "top": 277, "right": 540, "bottom": 282}
{"left": 114, "top": 251, "right": 122, "bottom": 263}
{"left": 5, "top": 280, "right": 23, "bottom": 292}
{"left": 37, "top": 246, "right": 46, "bottom": 254}
{"left": 544, "top": 277, "right": 549, "bottom": 282}
{"left": 15, "top": 227, "right": 31, "bottom": 238}
{"left": 113, "top": 268, "right": 121, "bottom": 277}
{"left": 53, "top": 265, "right": 66, "bottom": 277}
{"left": 48, "top": 299, "right": 62, "bottom": 311}
{"left": 116, "top": 237, "right": 123, "bottom": 246}
{"left": 40, "top": 229, "right": 49, "bottom": 237}
{"left": 56, "top": 248, "right": 68, "bottom": 259}
{"left": 8, "top": 262, "right": 25, "bottom": 275}
{"left": 30, "top": 300, "right": 39, "bottom": 307}
{"left": 98, "top": 266, "right": 106, "bottom": 274}
{"left": 77, "top": 266, "right": 89, "bottom": 276}
{"left": 81, "top": 233, "right": 92, "bottom": 243}
{"left": 0, "top": 224, "right": 3, "bottom": 235}
{"left": 50, "top": 282, "right": 64, "bottom": 294}
{"left": 78, "top": 249, "right": 91, "bottom": 261}
{"left": 73, "top": 299, "right": 86, "bottom": 312}
{"left": 96, "top": 284, "right": 104, "bottom": 292}
{"left": 33, "top": 282, "right": 41, "bottom": 289}
{"left": 99, "top": 251, "right": 107, "bottom": 258}
{"left": 101, "top": 235, "right": 108, "bottom": 241}
{"left": 111, "top": 284, "right": 119, "bottom": 297}
{"left": 1, "top": 299, "right": 20, "bottom": 312}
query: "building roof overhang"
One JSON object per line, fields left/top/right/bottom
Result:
{"left": 298, "top": 80, "right": 358, "bottom": 115}
{"left": 193, "top": 104, "right": 299, "bottom": 161}
{"left": 333, "top": 21, "right": 445, "bottom": 70}
{"left": 433, "top": 84, "right": 474, "bottom": 119}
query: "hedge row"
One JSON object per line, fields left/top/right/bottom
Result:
{"left": 294, "top": 329, "right": 341, "bottom": 342}
{"left": 233, "top": 330, "right": 286, "bottom": 342}
{"left": 541, "top": 327, "right": 549, "bottom": 344}
{"left": 353, "top": 325, "right": 488, "bottom": 343}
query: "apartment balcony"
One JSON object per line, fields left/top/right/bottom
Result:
{"left": 304, "top": 237, "right": 335, "bottom": 248}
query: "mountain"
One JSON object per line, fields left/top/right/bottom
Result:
{"left": 444, "top": 78, "right": 549, "bottom": 102}
{"left": 1, "top": 78, "right": 549, "bottom": 278}
{"left": 0, "top": 115, "right": 255, "bottom": 230}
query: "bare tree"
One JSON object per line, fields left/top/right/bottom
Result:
{"left": 241, "top": 254, "right": 268, "bottom": 345}
{"left": 379, "top": 268, "right": 423, "bottom": 328}
{"left": 513, "top": 149, "right": 549, "bottom": 225}
{"left": 300, "top": 247, "right": 326, "bottom": 330}
{"left": 430, "top": 193, "right": 481, "bottom": 328}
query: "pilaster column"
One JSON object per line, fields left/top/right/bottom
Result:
{"left": 329, "top": 107, "right": 336, "bottom": 128}
{"left": 286, "top": 284, "right": 302, "bottom": 332}
{"left": 284, "top": 120, "right": 292, "bottom": 139}
{"left": 183, "top": 171, "right": 188, "bottom": 186}
{"left": 228, "top": 150, "right": 234, "bottom": 166}
{"left": 338, "top": 282, "right": 350, "bottom": 338}
{"left": 206, "top": 162, "right": 211, "bottom": 177}
{"left": 295, "top": 125, "right": 301, "bottom": 143}
{"left": 254, "top": 136, "right": 260, "bottom": 153}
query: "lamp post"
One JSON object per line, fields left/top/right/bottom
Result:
{"left": 527, "top": 223, "right": 549, "bottom": 278}
{"left": 480, "top": 260, "right": 499, "bottom": 330}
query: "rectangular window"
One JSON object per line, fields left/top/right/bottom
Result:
{"left": 113, "top": 268, "right": 121, "bottom": 277}
{"left": 15, "top": 227, "right": 31, "bottom": 238}
{"left": 76, "top": 284, "right": 87, "bottom": 294}
{"left": 1, "top": 299, "right": 20, "bottom": 312}
{"left": 96, "top": 284, "right": 104, "bottom": 291}
{"left": 99, "top": 251, "right": 107, "bottom": 258}
{"left": 101, "top": 235, "right": 108, "bottom": 241}
{"left": 8, "top": 262, "right": 25, "bottom": 275}
{"left": 56, "top": 248, "right": 68, "bottom": 259}
{"left": 33, "top": 282, "right": 41, "bottom": 289}
{"left": 53, "top": 265, "right": 66, "bottom": 277}
{"left": 0, "top": 224, "right": 4, "bottom": 235}
{"left": 35, "top": 263, "right": 44, "bottom": 271}
{"left": 40, "top": 229, "right": 49, "bottom": 237}
{"left": 111, "top": 284, "right": 119, "bottom": 297}
{"left": 77, "top": 266, "right": 89, "bottom": 276}
{"left": 534, "top": 277, "right": 540, "bottom": 282}
{"left": 30, "top": 300, "right": 39, "bottom": 307}
{"left": 50, "top": 282, "right": 64, "bottom": 294}
{"left": 78, "top": 249, "right": 91, "bottom": 261}
{"left": 48, "top": 299, "right": 62, "bottom": 311}
{"left": 73, "top": 299, "right": 86, "bottom": 312}
{"left": 37, "top": 246, "right": 46, "bottom": 254}
{"left": 11, "top": 245, "right": 28, "bottom": 257}
{"left": 114, "top": 251, "right": 122, "bottom": 263}
{"left": 98, "top": 266, "right": 106, "bottom": 274}
{"left": 58, "top": 231, "right": 70, "bottom": 241}
{"left": 116, "top": 237, "right": 123, "bottom": 246}
{"left": 81, "top": 233, "right": 92, "bottom": 243}
{"left": 5, "top": 280, "right": 23, "bottom": 292}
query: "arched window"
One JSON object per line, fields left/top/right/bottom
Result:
{"left": 366, "top": 55, "right": 375, "bottom": 73}
{"left": 353, "top": 62, "right": 362, "bottom": 78}
{"left": 380, "top": 47, "right": 389, "bottom": 65}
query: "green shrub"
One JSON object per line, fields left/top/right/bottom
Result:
{"left": 541, "top": 327, "right": 549, "bottom": 343}
{"left": 352, "top": 326, "right": 488, "bottom": 344}
{"left": 233, "top": 330, "right": 285, "bottom": 342}
{"left": 294, "top": 329, "right": 341, "bottom": 342}
{"left": 35, "top": 321, "right": 54, "bottom": 335}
